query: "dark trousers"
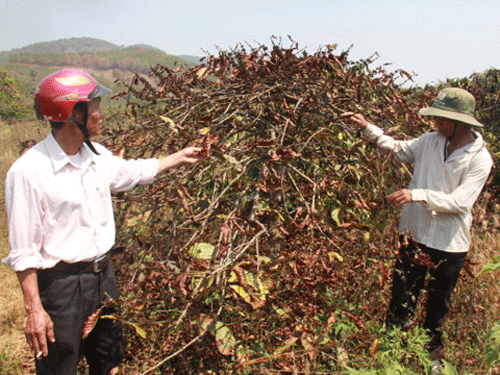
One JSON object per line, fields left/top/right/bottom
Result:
{"left": 386, "top": 239, "right": 467, "bottom": 353}
{"left": 36, "top": 261, "right": 124, "bottom": 375}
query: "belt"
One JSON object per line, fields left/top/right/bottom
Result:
{"left": 44, "top": 246, "right": 124, "bottom": 276}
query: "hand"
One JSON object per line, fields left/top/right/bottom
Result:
{"left": 25, "top": 308, "right": 55, "bottom": 359}
{"left": 157, "top": 146, "right": 203, "bottom": 174}
{"left": 388, "top": 189, "right": 413, "bottom": 207}
{"left": 177, "top": 146, "right": 203, "bottom": 165}
{"left": 341, "top": 112, "right": 369, "bottom": 130}
{"left": 16, "top": 268, "right": 55, "bottom": 360}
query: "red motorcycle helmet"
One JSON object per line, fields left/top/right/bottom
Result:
{"left": 34, "top": 68, "right": 112, "bottom": 122}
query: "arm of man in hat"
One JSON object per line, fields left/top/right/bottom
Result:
{"left": 387, "top": 189, "right": 413, "bottom": 207}
{"left": 342, "top": 112, "right": 420, "bottom": 208}
{"left": 342, "top": 112, "right": 418, "bottom": 163}
{"left": 342, "top": 112, "right": 369, "bottom": 130}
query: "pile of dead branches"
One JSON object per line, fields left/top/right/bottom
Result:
{"left": 96, "top": 39, "right": 499, "bottom": 374}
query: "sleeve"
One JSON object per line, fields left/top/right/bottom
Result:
{"left": 3, "top": 169, "right": 45, "bottom": 271}
{"left": 362, "top": 123, "right": 419, "bottom": 163}
{"left": 411, "top": 150, "right": 493, "bottom": 214}
{"left": 97, "top": 148, "right": 159, "bottom": 193}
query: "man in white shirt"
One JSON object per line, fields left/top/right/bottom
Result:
{"left": 343, "top": 87, "right": 493, "bottom": 372}
{"left": 3, "top": 69, "right": 202, "bottom": 375}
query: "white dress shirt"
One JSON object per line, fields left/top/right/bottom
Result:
{"left": 3, "top": 132, "right": 159, "bottom": 272}
{"left": 363, "top": 123, "right": 493, "bottom": 253}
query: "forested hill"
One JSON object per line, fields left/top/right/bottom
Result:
{"left": 0, "top": 37, "right": 201, "bottom": 73}
{"left": 3, "top": 37, "right": 118, "bottom": 56}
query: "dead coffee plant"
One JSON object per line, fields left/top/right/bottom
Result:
{"left": 95, "top": 38, "right": 500, "bottom": 374}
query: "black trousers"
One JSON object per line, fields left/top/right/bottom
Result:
{"left": 386, "top": 239, "right": 467, "bottom": 353}
{"left": 36, "top": 261, "right": 124, "bottom": 375}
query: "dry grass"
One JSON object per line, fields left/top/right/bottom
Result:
{"left": 0, "top": 118, "right": 45, "bottom": 374}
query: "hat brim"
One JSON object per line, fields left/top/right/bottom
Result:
{"left": 419, "top": 107, "right": 483, "bottom": 127}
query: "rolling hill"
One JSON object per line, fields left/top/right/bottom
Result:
{"left": 0, "top": 37, "right": 202, "bottom": 73}
{"left": 0, "top": 37, "right": 206, "bottom": 121}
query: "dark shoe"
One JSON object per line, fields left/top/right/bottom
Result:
{"left": 429, "top": 345, "right": 444, "bottom": 361}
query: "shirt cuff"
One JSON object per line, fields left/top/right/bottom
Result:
{"left": 139, "top": 158, "right": 159, "bottom": 185}
{"left": 411, "top": 189, "right": 427, "bottom": 203}
{"left": 362, "top": 123, "right": 384, "bottom": 141}
{"left": 3, "top": 253, "right": 43, "bottom": 272}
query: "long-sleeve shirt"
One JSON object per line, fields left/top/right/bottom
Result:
{"left": 362, "top": 123, "right": 493, "bottom": 253}
{"left": 3, "top": 132, "right": 159, "bottom": 272}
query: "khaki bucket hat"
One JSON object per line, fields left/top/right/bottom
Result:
{"left": 419, "top": 87, "right": 483, "bottom": 127}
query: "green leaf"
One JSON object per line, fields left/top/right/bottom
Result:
{"left": 159, "top": 115, "right": 178, "bottom": 133}
{"left": 124, "top": 209, "right": 152, "bottom": 227}
{"left": 328, "top": 251, "right": 343, "bottom": 262}
{"left": 101, "top": 314, "right": 147, "bottom": 339}
{"left": 274, "top": 337, "right": 298, "bottom": 356}
{"left": 485, "top": 321, "right": 500, "bottom": 369}
{"left": 331, "top": 208, "right": 341, "bottom": 226}
{"left": 188, "top": 243, "right": 217, "bottom": 260}
{"left": 214, "top": 322, "right": 236, "bottom": 356}
{"left": 198, "top": 126, "right": 210, "bottom": 135}
{"left": 229, "top": 284, "right": 252, "bottom": 305}
{"left": 477, "top": 256, "right": 500, "bottom": 276}
{"left": 441, "top": 360, "right": 460, "bottom": 375}
{"left": 196, "top": 315, "right": 236, "bottom": 356}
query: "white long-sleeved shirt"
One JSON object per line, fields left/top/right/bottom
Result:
{"left": 3, "top": 132, "right": 159, "bottom": 272}
{"left": 363, "top": 123, "right": 493, "bottom": 253}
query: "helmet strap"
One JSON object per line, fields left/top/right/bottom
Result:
{"left": 68, "top": 112, "right": 100, "bottom": 155}
{"left": 85, "top": 139, "right": 100, "bottom": 155}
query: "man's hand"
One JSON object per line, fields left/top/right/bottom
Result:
{"left": 178, "top": 146, "right": 203, "bottom": 165}
{"left": 341, "top": 112, "right": 369, "bottom": 130}
{"left": 157, "top": 146, "right": 203, "bottom": 174}
{"left": 388, "top": 189, "right": 413, "bottom": 207}
{"left": 17, "top": 268, "right": 55, "bottom": 359}
{"left": 25, "top": 308, "right": 55, "bottom": 359}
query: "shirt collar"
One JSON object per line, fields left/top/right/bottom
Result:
{"left": 466, "top": 131, "right": 486, "bottom": 153}
{"left": 46, "top": 132, "right": 96, "bottom": 173}
{"left": 435, "top": 130, "right": 486, "bottom": 154}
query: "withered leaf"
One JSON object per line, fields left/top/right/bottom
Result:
{"left": 82, "top": 306, "right": 103, "bottom": 340}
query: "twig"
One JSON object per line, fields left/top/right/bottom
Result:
{"left": 140, "top": 305, "right": 224, "bottom": 375}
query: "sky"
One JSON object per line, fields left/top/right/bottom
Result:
{"left": 1, "top": 0, "right": 500, "bottom": 86}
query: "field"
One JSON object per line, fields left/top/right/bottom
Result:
{"left": 2, "top": 50, "right": 500, "bottom": 375}
{"left": 0, "top": 118, "right": 44, "bottom": 374}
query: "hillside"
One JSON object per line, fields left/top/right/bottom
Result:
{"left": 0, "top": 38, "right": 207, "bottom": 121}
{"left": 0, "top": 37, "right": 203, "bottom": 72}
{"left": 8, "top": 37, "right": 118, "bottom": 54}
{"left": 0, "top": 37, "right": 116, "bottom": 64}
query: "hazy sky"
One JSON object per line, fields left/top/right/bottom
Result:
{"left": 1, "top": 0, "right": 499, "bottom": 86}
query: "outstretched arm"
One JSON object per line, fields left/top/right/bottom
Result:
{"left": 341, "top": 112, "right": 369, "bottom": 130}
{"left": 157, "top": 146, "right": 203, "bottom": 175}
{"left": 342, "top": 111, "right": 418, "bottom": 163}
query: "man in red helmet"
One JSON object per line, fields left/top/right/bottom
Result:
{"left": 3, "top": 69, "right": 202, "bottom": 375}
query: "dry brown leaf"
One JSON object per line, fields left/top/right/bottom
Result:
{"left": 82, "top": 306, "right": 103, "bottom": 340}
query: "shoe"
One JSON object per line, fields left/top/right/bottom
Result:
{"left": 429, "top": 359, "right": 443, "bottom": 375}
